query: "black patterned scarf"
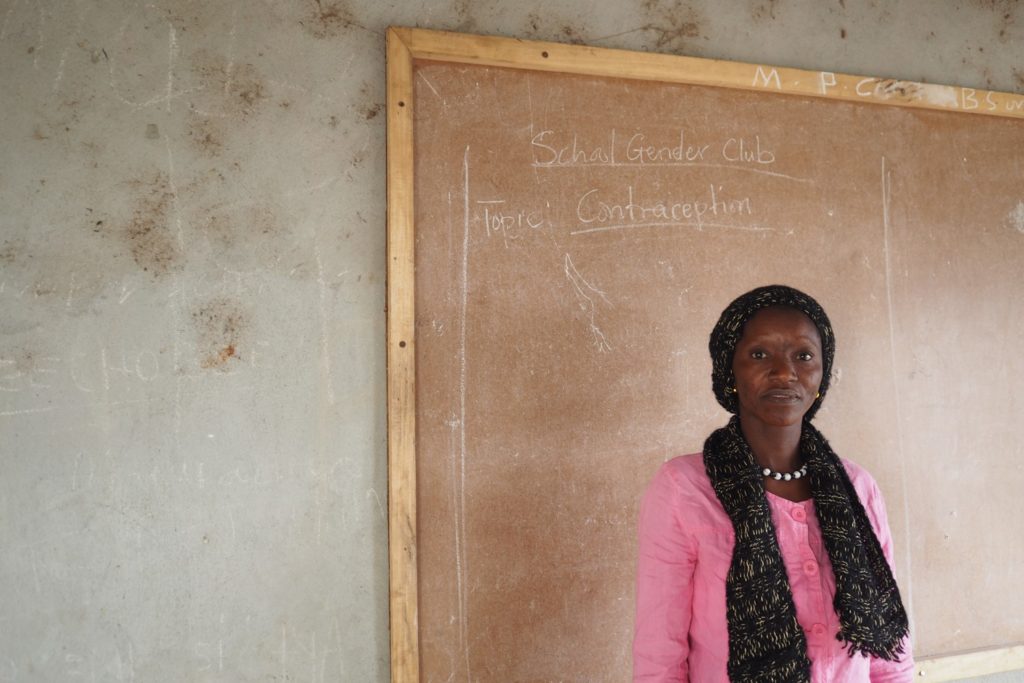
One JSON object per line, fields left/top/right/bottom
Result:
{"left": 703, "top": 285, "right": 909, "bottom": 682}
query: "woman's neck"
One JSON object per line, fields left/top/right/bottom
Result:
{"left": 739, "top": 417, "right": 812, "bottom": 502}
{"left": 738, "top": 417, "right": 803, "bottom": 472}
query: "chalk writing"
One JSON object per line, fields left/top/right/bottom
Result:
{"left": 61, "top": 643, "right": 136, "bottom": 681}
{"left": 0, "top": 339, "right": 271, "bottom": 407}
{"left": 0, "top": 658, "right": 14, "bottom": 682}
{"left": 279, "top": 620, "right": 347, "bottom": 683}
{"left": 193, "top": 613, "right": 227, "bottom": 674}
{"left": 529, "top": 129, "right": 796, "bottom": 181}
{"left": 958, "top": 87, "right": 999, "bottom": 112}
{"left": 721, "top": 136, "right": 775, "bottom": 165}
{"left": 752, "top": 65, "right": 782, "bottom": 90}
{"left": 819, "top": 71, "right": 837, "bottom": 95}
{"left": 531, "top": 129, "right": 616, "bottom": 165}
{"left": 574, "top": 184, "right": 757, "bottom": 235}
{"left": 476, "top": 199, "right": 550, "bottom": 248}
{"left": 854, "top": 78, "right": 924, "bottom": 101}
{"left": 624, "top": 132, "right": 709, "bottom": 164}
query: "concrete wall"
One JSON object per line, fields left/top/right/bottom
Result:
{"left": 1, "top": 1, "right": 1020, "bottom": 681}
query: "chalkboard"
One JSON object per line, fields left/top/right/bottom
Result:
{"left": 386, "top": 27, "right": 1024, "bottom": 683}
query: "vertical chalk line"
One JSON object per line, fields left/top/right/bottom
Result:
{"left": 0, "top": 0, "right": 21, "bottom": 43}
{"left": 881, "top": 156, "right": 915, "bottom": 625}
{"left": 165, "top": 23, "right": 178, "bottom": 113}
{"left": 457, "top": 146, "right": 472, "bottom": 681}
{"left": 164, "top": 136, "right": 186, "bottom": 449}
{"left": 280, "top": 624, "right": 288, "bottom": 680}
{"left": 31, "top": 1, "right": 43, "bottom": 70}
{"left": 51, "top": 2, "right": 90, "bottom": 94}
{"left": 445, "top": 183, "right": 464, "bottom": 654}
{"left": 314, "top": 244, "right": 337, "bottom": 405}
{"left": 223, "top": 5, "right": 238, "bottom": 96}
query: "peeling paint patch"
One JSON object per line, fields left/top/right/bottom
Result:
{"left": 1009, "top": 201, "right": 1024, "bottom": 234}
{"left": 192, "top": 298, "right": 248, "bottom": 370}
{"left": 918, "top": 83, "right": 959, "bottom": 108}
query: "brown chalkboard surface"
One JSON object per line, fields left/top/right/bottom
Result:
{"left": 387, "top": 27, "right": 1024, "bottom": 683}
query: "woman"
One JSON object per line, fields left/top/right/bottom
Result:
{"left": 633, "top": 285, "right": 913, "bottom": 682}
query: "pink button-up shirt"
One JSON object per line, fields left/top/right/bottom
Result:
{"left": 634, "top": 453, "right": 913, "bottom": 682}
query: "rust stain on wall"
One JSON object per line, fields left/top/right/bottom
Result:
{"left": 191, "top": 51, "right": 269, "bottom": 118}
{"left": 639, "top": 0, "right": 704, "bottom": 52}
{"left": 199, "top": 203, "right": 288, "bottom": 271}
{"left": 303, "top": 0, "right": 358, "bottom": 39}
{"left": 357, "top": 82, "right": 383, "bottom": 120}
{"left": 192, "top": 297, "right": 248, "bottom": 370}
{"left": 961, "top": 1, "right": 1020, "bottom": 41}
{"left": 560, "top": 25, "right": 586, "bottom": 44}
{"left": 751, "top": 0, "right": 780, "bottom": 22}
{"left": 114, "top": 174, "right": 181, "bottom": 277}
{"left": 187, "top": 115, "right": 225, "bottom": 157}
{"left": 521, "top": 12, "right": 588, "bottom": 44}
{"left": 452, "top": 0, "right": 478, "bottom": 32}
{"left": 0, "top": 240, "right": 20, "bottom": 265}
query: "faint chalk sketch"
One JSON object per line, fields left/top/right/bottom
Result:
{"left": 564, "top": 253, "right": 613, "bottom": 353}
{"left": 1009, "top": 201, "right": 1024, "bottom": 234}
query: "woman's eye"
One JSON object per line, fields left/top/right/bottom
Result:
{"left": 750, "top": 350, "right": 767, "bottom": 360}
{"left": 797, "top": 351, "right": 814, "bottom": 361}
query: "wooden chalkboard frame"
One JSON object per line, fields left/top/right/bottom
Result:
{"left": 385, "top": 26, "right": 1024, "bottom": 683}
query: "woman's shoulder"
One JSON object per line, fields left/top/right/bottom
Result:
{"left": 648, "top": 452, "right": 714, "bottom": 496}
{"left": 660, "top": 452, "right": 708, "bottom": 480}
{"left": 839, "top": 457, "right": 885, "bottom": 507}
{"left": 643, "top": 453, "right": 725, "bottom": 528}
{"left": 839, "top": 457, "right": 876, "bottom": 482}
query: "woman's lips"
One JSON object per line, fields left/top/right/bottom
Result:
{"left": 763, "top": 390, "right": 800, "bottom": 402}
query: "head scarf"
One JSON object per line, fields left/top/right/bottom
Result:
{"left": 702, "top": 285, "right": 909, "bottom": 682}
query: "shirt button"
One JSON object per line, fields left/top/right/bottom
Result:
{"left": 803, "top": 560, "right": 818, "bottom": 576}
{"left": 791, "top": 507, "right": 807, "bottom": 522}
{"left": 811, "top": 623, "right": 827, "bottom": 636}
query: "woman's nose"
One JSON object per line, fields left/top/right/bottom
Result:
{"left": 769, "top": 357, "right": 797, "bottom": 380}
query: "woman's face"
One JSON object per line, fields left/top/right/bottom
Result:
{"left": 731, "top": 306, "right": 823, "bottom": 429}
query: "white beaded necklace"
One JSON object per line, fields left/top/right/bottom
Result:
{"left": 761, "top": 463, "right": 808, "bottom": 482}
